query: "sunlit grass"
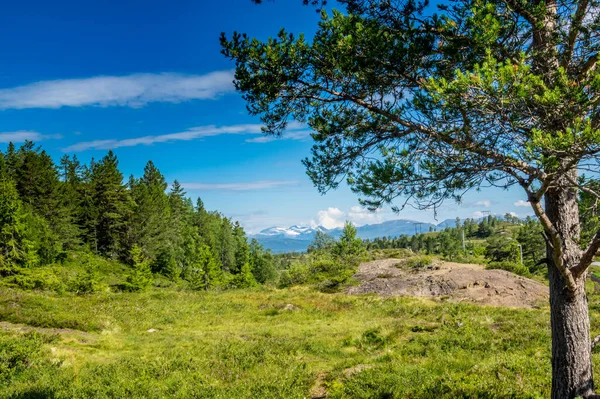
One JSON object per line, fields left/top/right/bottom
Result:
{"left": 1, "top": 281, "right": 600, "bottom": 398}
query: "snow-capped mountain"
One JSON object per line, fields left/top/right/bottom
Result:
{"left": 257, "top": 225, "right": 327, "bottom": 238}
{"left": 250, "top": 219, "right": 440, "bottom": 253}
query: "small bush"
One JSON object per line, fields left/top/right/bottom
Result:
{"left": 448, "top": 254, "right": 485, "bottom": 265}
{"left": 277, "top": 264, "right": 311, "bottom": 288}
{"left": 356, "top": 327, "right": 388, "bottom": 350}
{"left": 486, "top": 261, "right": 530, "bottom": 276}
{"left": 0, "top": 331, "right": 57, "bottom": 383}
{"left": 399, "top": 255, "right": 435, "bottom": 270}
{"left": 68, "top": 265, "right": 104, "bottom": 294}
{"left": 122, "top": 245, "right": 154, "bottom": 292}
{"left": 0, "top": 268, "right": 64, "bottom": 292}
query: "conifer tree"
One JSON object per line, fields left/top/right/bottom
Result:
{"left": 91, "top": 151, "right": 133, "bottom": 258}
{"left": 130, "top": 161, "right": 170, "bottom": 260}
{"left": 0, "top": 179, "right": 37, "bottom": 267}
{"left": 224, "top": 0, "right": 600, "bottom": 394}
{"left": 124, "top": 244, "right": 153, "bottom": 291}
{"left": 232, "top": 221, "right": 250, "bottom": 274}
{"left": 190, "top": 243, "right": 221, "bottom": 290}
{"left": 217, "top": 218, "right": 236, "bottom": 272}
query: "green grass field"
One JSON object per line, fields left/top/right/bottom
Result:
{"left": 2, "top": 278, "right": 600, "bottom": 398}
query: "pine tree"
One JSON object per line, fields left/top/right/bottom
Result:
{"left": 333, "top": 221, "right": 364, "bottom": 259}
{"left": 91, "top": 151, "right": 133, "bottom": 258}
{"left": 217, "top": 218, "right": 236, "bottom": 272}
{"left": 224, "top": 1, "right": 600, "bottom": 392}
{"left": 130, "top": 161, "right": 170, "bottom": 260}
{"left": 190, "top": 243, "right": 220, "bottom": 290}
{"left": 124, "top": 244, "right": 153, "bottom": 291}
{"left": 0, "top": 179, "right": 37, "bottom": 267}
{"left": 249, "top": 239, "right": 276, "bottom": 284}
{"left": 232, "top": 221, "right": 249, "bottom": 274}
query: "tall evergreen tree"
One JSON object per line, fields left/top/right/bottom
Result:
{"left": 232, "top": 221, "right": 250, "bottom": 274}
{"left": 130, "top": 161, "right": 170, "bottom": 260}
{"left": 90, "top": 151, "right": 132, "bottom": 258}
{"left": 0, "top": 179, "right": 36, "bottom": 267}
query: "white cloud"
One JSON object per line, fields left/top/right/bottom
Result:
{"left": 311, "top": 207, "right": 347, "bottom": 229}
{"left": 514, "top": 200, "right": 529, "bottom": 207}
{"left": 472, "top": 200, "right": 491, "bottom": 207}
{"left": 0, "top": 130, "right": 62, "bottom": 143}
{"left": 181, "top": 180, "right": 297, "bottom": 191}
{"left": 0, "top": 71, "right": 234, "bottom": 109}
{"left": 509, "top": 212, "right": 518, "bottom": 217}
{"left": 62, "top": 121, "right": 311, "bottom": 152}
{"left": 310, "top": 206, "right": 392, "bottom": 229}
{"left": 347, "top": 206, "right": 384, "bottom": 225}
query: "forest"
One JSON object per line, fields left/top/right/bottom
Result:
{"left": 0, "top": 141, "right": 277, "bottom": 292}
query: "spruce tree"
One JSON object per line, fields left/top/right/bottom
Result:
{"left": 130, "top": 161, "right": 170, "bottom": 260}
{"left": 124, "top": 244, "right": 153, "bottom": 291}
{"left": 91, "top": 151, "right": 133, "bottom": 258}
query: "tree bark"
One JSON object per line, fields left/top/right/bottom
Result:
{"left": 546, "top": 174, "right": 595, "bottom": 399}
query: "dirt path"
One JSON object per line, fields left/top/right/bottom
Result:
{"left": 346, "top": 258, "right": 548, "bottom": 308}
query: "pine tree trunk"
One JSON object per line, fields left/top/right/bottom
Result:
{"left": 545, "top": 178, "right": 594, "bottom": 399}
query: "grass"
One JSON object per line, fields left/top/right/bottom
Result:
{"left": 2, "top": 273, "right": 600, "bottom": 398}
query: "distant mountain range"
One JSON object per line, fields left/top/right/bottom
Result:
{"left": 250, "top": 219, "right": 460, "bottom": 253}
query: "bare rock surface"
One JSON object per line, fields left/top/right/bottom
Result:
{"left": 346, "top": 258, "right": 548, "bottom": 308}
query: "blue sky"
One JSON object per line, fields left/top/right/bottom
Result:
{"left": 0, "top": 0, "right": 532, "bottom": 233}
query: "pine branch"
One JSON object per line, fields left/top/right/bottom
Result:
{"left": 562, "top": 0, "right": 590, "bottom": 68}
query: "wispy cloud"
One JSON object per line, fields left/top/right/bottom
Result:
{"left": 62, "top": 121, "right": 311, "bottom": 152}
{"left": 0, "top": 71, "right": 234, "bottom": 110}
{"left": 514, "top": 200, "right": 529, "bottom": 207}
{"left": 472, "top": 200, "right": 491, "bottom": 207}
{"left": 0, "top": 130, "right": 62, "bottom": 143}
{"left": 181, "top": 180, "right": 298, "bottom": 191}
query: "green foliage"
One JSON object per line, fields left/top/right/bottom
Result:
{"left": 485, "top": 236, "right": 520, "bottom": 264}
{"left": 67, "top": 253, "right": 105, "bottom": 294}
{"left": 332, "top": 221, "right": 365, "bottom": 260}
{"left": 516, "top": 218, "right": 546, "bottom": 274}
{"left": 249, "top": 239, "right": 277, "bottom": 284}
{"left": 399, "top": 255, "right": 435, "bottom": 270}
{"left": 0, "top": 142, "right": 267, "bottom": 295}
{"left": 0, "top": 285, "right": 567, "bottom": 398}
{"left": 307, "top": 230, "right": 335, "bottom": 254}
{"left": 152, "top": 249, "right": 180, "bottom": 281}
{"left": 189, "top": 244, "right": 221, "bottom": 290}
{"left": 123, "top": 245, "right": 154, "bottom": 292}
{"left": 0, "top": 331, "right": 57, "bottom": 385}
{"left": 228, "top": 262, "right": 257, "bottom": 289}
{"left": 486, "top": 261, "right": 531, "bottom": 277}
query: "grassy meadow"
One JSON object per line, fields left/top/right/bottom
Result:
{"left": 3, "top": 269, "right": 600, "bottom": 399}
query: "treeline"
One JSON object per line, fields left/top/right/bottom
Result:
{"left": 364, "top": 215, "right": 546, "bottom": 275}
{"left": 0, "top": 141, "right": 276, "bottom": 290}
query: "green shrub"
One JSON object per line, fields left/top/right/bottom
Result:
{"left": 228, "top": 263, "right": 257, "bottom": 289}
{"left": 0, "top": 267, "right": 64, "bottom": 292}
{"left": 68, "top": 264, "right": 104, "bottom": 294}
{"left": 122, "top": 245, "right": 154, "bottom": 292}
{"left": 277, "top": 264, "right": 311, "bottom": 288}
{"left": 448, "top": 254, "right": 485, "bottom": 264}
{"left": 0, "top": 331, "right": 57, "bottom": 383}
{"left": 399, "top": 255, "right": 435, "bottom": 270}
{"left": 486, "top": 261, "right": 530, "bottom": 276}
